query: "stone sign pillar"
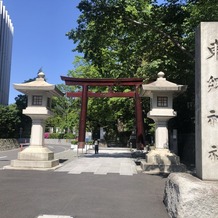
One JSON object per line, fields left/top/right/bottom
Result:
{"left": 164, "top": 23, "right": 218, "bottom": 218}
{"left": 196, "top": 22, "right": 218, "bottom": 180}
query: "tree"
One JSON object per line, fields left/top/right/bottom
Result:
{"left": 14, "top": 94, "right": 32, "bottom": 138}
{"left": 46, "top": 94, "right": 81, "bottom": 136}
{"left": 0, "top": 104, "right": 21, "bottom": 138}
{"left": 68, "top": 0, "right": 194, "bottom": 80}
{"left": 67, "top": 57, "right": 140, "bottom": 141}
{"left": 67, "top": 0, "right": 218, "bottom": 136}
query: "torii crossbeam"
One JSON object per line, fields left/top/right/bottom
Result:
{"left": 61, "top": 76, "right": 145, "bottom": 149}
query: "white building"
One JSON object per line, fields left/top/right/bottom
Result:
{"left": 0, "top": 0, "right": 13, "bottom": 105}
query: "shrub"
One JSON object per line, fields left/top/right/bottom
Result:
{"left": 48, "top": 133, "right": 59, "bottom": 139}
{"left": 48, "top": 132, "right": 77, "bottom": 140}
{"left": 64, "top": 133, "right": 76, "bottom": 139}
{"left": 71, "top": 140, "right": 78, "bottom": 144}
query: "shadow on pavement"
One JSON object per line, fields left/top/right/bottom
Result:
{"left": 59, "top": 159, "right": 68, "bottom": 163}
{"left": 150, "top": 173, "right": 170, "bottom": 179}
{"left": 84, "top": 152, "right": 132, "bottom": 158}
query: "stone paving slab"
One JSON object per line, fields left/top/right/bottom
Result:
{"left": 55, "top": 148, "right": 138, "bottom": 176}
{"left": 57, "top": 157, "right": 137, "bottom": 176}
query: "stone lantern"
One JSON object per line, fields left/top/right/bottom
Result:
{"left": 140, "top": 72, "right": 187, "bottom": 173}
{"left": 9, "top": 71, "right": 63, "bottom": 170}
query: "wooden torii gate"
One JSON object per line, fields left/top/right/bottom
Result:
{"left": 61, "top": 76, "right": 145, "bottom": 149}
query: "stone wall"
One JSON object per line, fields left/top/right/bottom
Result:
{"left": 0, "top": 139, "right": 20, "bottom": 151}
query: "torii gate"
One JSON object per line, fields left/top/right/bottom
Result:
{"left": 61, "top": 76, "right": 145, "bottom": 149}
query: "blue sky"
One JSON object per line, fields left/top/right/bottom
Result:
{"left": 3, "top": 0, "right": 81, "bottom": 104}
{"left": 3, "top": 0, "right": 165, "bottom": 104}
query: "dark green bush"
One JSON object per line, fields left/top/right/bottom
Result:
{"left": 64, "top": 133, "right": 76, "bottom": 139}
{"left": 71, "top": 140, "right": 78, "bottom": 144}
{"left": 48, "top": 133, "right": 60, "bottom": 139}
{"left": 48, "top": 132, "right": 76, "bottom": 139}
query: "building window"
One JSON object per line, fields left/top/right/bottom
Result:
{"left": 32, "top": 95, "right": 43, "bottom": 105}
{"left": 157, "top": 96, "right": 168, "bottom": 107}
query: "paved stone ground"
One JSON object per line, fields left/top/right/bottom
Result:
{"left": 56, "top": 148, "right": 138, "bottom": 176}
{"left": 0, "top": 147, "right": 169, "bottom": 218}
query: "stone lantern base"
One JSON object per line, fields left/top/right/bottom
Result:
{"left": 140, "top": 149, "right": 186, "bottom": 174}
{"left": 5, "top": 146, "right": 59, "bottom": 170}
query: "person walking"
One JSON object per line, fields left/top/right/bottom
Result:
{"left": 93, "top": 139, "right": 99, "bottom": 154}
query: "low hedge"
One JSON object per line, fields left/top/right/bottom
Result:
{"left": 48, "top": 133, "right": 76, "bottom": 139}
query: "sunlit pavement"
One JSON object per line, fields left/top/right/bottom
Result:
{"left": 56, "top": 148, "right": 138, "bottom": 176}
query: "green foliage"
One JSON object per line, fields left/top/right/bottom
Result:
{"left": 46, "top": 95, "right": 80, "bottom": 135}
{"left": 48, "top": 133, "right": 60, "bottom": 139}
{"left": 69, "top": 56, "right": 100, "bottom": 78}
{"left": 71, "top": 140, "right": 78, "bottom": 144}
{"left": 64, "top": 0, "right": 218, "bottom": 138}
{"left": 0, "top": 104, "right": 21, "bottom": 138}
{"left": 15, "top": 94, "right": 27, "bottom": 110}
{"left": 48, "top": 132, "right": 76, "bottom": 139}
{"left": 68, "top": 0, "right": 194, "bottom": 81}
{"left": 64, "top": 133, "right": 76, "bottom": 139}
{"left": 15, "top": 94, "right": 32, "bottom": 138}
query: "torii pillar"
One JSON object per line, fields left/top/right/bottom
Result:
{"left": 78, "top": 84, "right": 88, "bottom": 148}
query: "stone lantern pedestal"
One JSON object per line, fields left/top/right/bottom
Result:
{"left": 12, "top": 118, "right": 58, "bottom": 169}
{"left": 6, "top": 71, "right": 63, "bottom": 170}
{"left": 140, "top": 72, "right": 187, "bottom": 174}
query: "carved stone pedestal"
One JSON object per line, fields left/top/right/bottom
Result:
{"left": 141, "top": 149, "right": 186, "bottom": 174}
{"left": 5, "top": 146, "right": 59, "bottom": 170}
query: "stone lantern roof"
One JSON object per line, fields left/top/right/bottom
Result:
{"left": 13, "top": 71, "right": 63, "bottom": 97}
{"left": 140, "top": 72, "right": 187, "bottom": 97}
